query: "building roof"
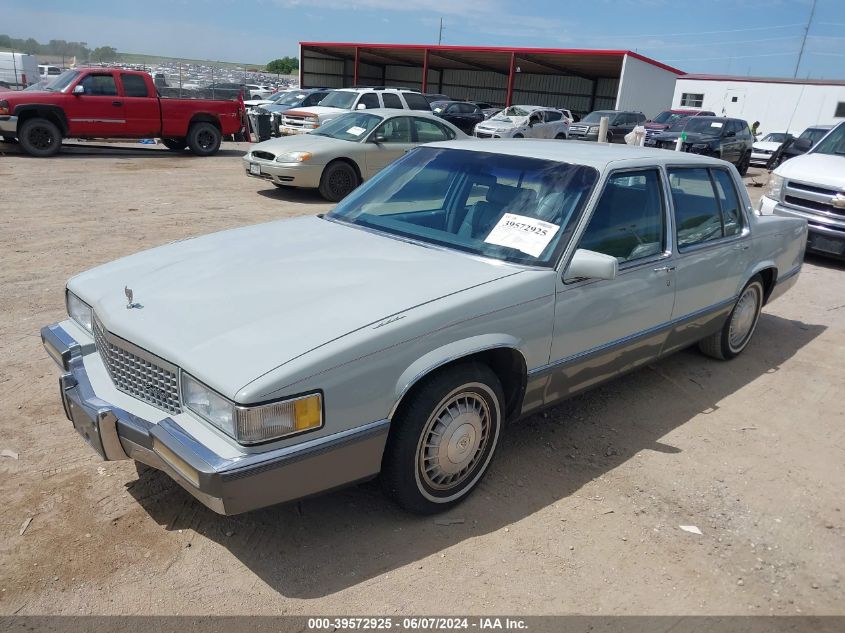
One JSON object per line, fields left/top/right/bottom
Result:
{"left": 678, "top": 74, "right": 845, "bottom": 87}
{"left": 299, "top": 43, "right": 684, "bottom": 78}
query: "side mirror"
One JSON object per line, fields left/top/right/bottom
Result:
{"left": 371, "top": 133, "right": 387, "bottom": 144}
{"left": 564, "top": 249, "right": 618, "bottom": 282}
{"left": 356, "top": 103, "right": 367, "bottom": 110}
{"left": 72, "top": 85, "right": 85, "bottom": 95}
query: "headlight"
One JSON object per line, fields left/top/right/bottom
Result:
{"left": 764, "top": 174, "right": 785, "bottom": 201}
{"left": 276, "top": 151, "right": 312, "bottom": 163}
{"left": 181, "top": 373, "right": 323, "bottom": 444}
{"left": 588, "top": 126, "right": 599, "bottom": 133}
{"left": 66, "top": 290, "right": 93, "bottom": 333}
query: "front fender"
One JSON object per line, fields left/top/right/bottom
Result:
{"left": 389, "top": 334, "right": 524, "bottom": 419}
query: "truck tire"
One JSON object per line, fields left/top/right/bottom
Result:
{"left": 187, "top": 122, "right": 222, "bottom": 156}
{"left": 19, "top": 117, "right": 62, "bottom": 157}
{"left": 737, "top": 151, "right": 751, "bottom": 176}
{"left": 161, "top": 137, "right": 187, "bottom": 151}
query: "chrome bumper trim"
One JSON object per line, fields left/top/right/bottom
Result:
{"left": 0, "top": 115, "right": 17, "bottom": 134}
{"left": 41, "top": 322, "right": 390, "bottom": 515}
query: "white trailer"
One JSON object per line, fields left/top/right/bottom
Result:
{"left": 672, "top": 74, "right": 845, "bottom": 136}
{"left": 0, "top": 52, "right": 40, "bottom": 89}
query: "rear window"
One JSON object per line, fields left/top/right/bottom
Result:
{"left": 402, "top": 92, "right": 432, "bottom": 111}
{"left": 121, "top": 74, "right": 148, "bottom": 97}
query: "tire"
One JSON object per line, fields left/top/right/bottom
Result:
{"left": 187, "top": 122, "right": 222, "bottom": 156}
{"left": 605, "top": 131, "right": 614, "bottom": 143}
{"left": 513, "top": 133, "right": 524, "bottom": 139}
{"left": 318, "top": 161, "right": 359, "bottom": 202}
{"left": 555, "top": 133, "right": 567, "bottom": 140}
{"left": 737, "top": 151, "right": 751, "bottom": 176}
{"left": 381, "top": 362, "right": 504, "bottom": 514}
{"left": 18, "top": 117, "right": 62, "bottom": 157}
{"left": 698, "top": 276, "right": 764, "bottom": 360}
{"left": 160, "top": 137, "right": 187, "bottom": 151}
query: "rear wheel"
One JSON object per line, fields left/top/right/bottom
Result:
{"left": 381, "top": 363, "right": 504, "bottom": 514}
{"left": 18, "top": 117, "right": 62, "bottom": 157}
{"left": 737, "top": 151, "right": 751, "bottom": 176}
{"left": 318, "top": 161, "right": 359, "bottom": 202}
{"left": 555, "top": 133, "right": 567, "bottom": 140}
{"left": 187, "top": 122, "right": 222, "bottom": 156}
{"left": 698, "top": 277, "right": 764, "bottom": 360}
{"left": 160, "top": 137, "right": 187, "bottom": 151}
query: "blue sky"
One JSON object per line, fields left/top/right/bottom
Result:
{"left": 3, "top": 0, "right": 844, "bottom": 78}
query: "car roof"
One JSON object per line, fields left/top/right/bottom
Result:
{"left": 423, "top": 139, "right": 727, "bottom": 169}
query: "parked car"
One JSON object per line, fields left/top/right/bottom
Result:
{"left": 568, "top": 110, "right": 646, "bottom": 143}
{"left": 38, "top": 64, "right": 63, "bottom": 80}
{"left": 279, "top": 88, "right": 432, "bottom": 135}
{"left": 471, "top": 101, "right": 500, "bottom": 119}
{"left": 750, "top": 132, "right": 792, "bottom": 167}
{"left": 244, "top": 90, "right": 291, "bottom": 110}
{"left": 245, "top": 84, "right": 273, "bottom": 100}
{"left": 643, "top": 109, "right": 715, "bottom": 144}
{"left": 0, "top": 68, "right": 244, "bottom": 156}
{"left": 431, "top": 100, "right": 485, "bottom": 134}
{"left": 473, "top": 105, "right": 570, "bottom": 139}
{"left": 649, "top": 117, "right": 754, "bottom": 175}
{"left": 759, "top": 122, "right": 845, "bottom": 258}
{"left": 259, "top": 89, "right": 333, "bottom": 135}
{"left": 767, "top": 125, "right": 834, "bottom": 167}
{"left": 41, "top": 140, "right": 805, "bottom": 516}
{"left": 245, "top": 109, "right": 465, "bottom": 201}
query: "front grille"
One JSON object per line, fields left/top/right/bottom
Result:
{"left": 251, "top": 150, "right": 275, "bottom": 161}
{"left": 569, "top": 124, "right": 589, "bottom": 135}
{"left": 475, "top": 131, "right": 493, "bottom": 138}
{"left": 93, "top": 317, "right": 181, "bottom": 414}
{"left": 788, "top": 181, "right": 839, "bottom": 197}
{"left": 784, "top": 195, "right": 845, "bottom": 216}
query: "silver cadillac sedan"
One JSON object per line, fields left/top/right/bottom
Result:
{"left": 42, "top": 140, "right": 806, "bottom": 516}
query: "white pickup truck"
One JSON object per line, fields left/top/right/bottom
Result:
{"left": 759, "top": 122, "right": 845, "bottom": 259}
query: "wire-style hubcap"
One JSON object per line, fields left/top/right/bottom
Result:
{"left": 418, "top": 391, "right": 490, "bottom": 491}
{"left": 729, "top": 285, "right": 760, "bottom": 351}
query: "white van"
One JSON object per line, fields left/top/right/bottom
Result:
{"left": 0, "top": 52, "right": 39, "bottom": 89}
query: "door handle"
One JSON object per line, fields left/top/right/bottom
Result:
{"left": 653, "top": 265, "right": 675, "bottom": 273}
{"left": 112, "top": 101, "right": 123, "bottom": 107}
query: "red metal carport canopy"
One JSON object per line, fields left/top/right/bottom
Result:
{"left": 299, "top": 42, "right": 683, "bottom": 106}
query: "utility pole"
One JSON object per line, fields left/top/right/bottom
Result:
{"left": 794, "top": 0, "right": 817, "bottom": 78}
{"left": 438, "top": 18, "right": 444, "bottom": 45}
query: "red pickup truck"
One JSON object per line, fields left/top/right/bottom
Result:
{"left": 0, "top": 68, "right": 244, "bottom": 157}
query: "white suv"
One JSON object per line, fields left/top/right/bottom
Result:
{"left": 280, "top": 88, "right": 432, "bottom": 135}
{"left": 473, "top": 105, "right": 570, "bottom": 139}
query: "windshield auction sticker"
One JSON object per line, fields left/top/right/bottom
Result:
{"left": 484, "top": 213, "right": 560, "bottom": 257}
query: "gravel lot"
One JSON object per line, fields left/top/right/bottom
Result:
{"left": 0, "top": 140, "right": 843, "bottom": 616}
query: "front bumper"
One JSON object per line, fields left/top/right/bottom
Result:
{"left": 772, "top": 203, "right": 845, "bottom": 258}
{"left": 750, "top": 150, "right": 774, "bottom": 164}
{"left": 0, "top": 115, "right": 17, "bottom": 135}
{"left": 242, "top": 157, "right": 324, "bottom": 188}
{"left": 568, "top": 131, "right": 599, "bottom": 142}
{"left": 41, "top": 322, "right": 389, "bottom": 515}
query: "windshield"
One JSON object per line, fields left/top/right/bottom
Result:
{"left": 431, "top": 101, "right": 450, "bottom": 113}
{"left": 326, "top": 147, "right": 598, "bottom": 266}
{"left": 680, "top": 118, "right": 724, "bottom": 134}
{"left": 318, "top": 91, "right": 358, "bottom": 109}
{"left": 653, "top": 111, "right": 688, "bottom": 124}
{"left": 312, "top": 112, "right": 382, "bottom": 141}
{"left": 761, "top": 132, "right": 788, "bottom": 143}
{"left": 811, "top": 125, "right": 845, "bottom": 156}
{"left": 276, "top": 91, "right": 310, "bottom": 105}
{"left": 492, "top": 106, "right": 532, "bottom": 120}
{"left": 581, "top": 111, "right": 614, "bottom": 124}
{"left": 44, "top": 70, "right": 79, "bottom": 92}
{"left": 800, "top": 127, "right": 829, "bottom": 145}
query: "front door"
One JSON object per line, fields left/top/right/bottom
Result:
{"left": 64, "top": 72, "right": 126, "bottom": 137}
{"left": 544, "top": 168, "right": 676, "bottom": 402}
{"left": 363, "top": 116, "right": 417, "bottom": 178}
{"left": 118, "top": 73, "right": 160, "bottom": 138}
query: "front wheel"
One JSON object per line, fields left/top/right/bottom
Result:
{"left": 160, "top": 137, "right": 187, "bottom": 151}
{"left": 699, "top": 277, "right": 764, "bottom": 360}
{"left": 381, "top": 363, "right": 504, "bottom": 514}
{"left": 18, "top": 117, "right": 62, "bottom": 157}
{"left": 187, "top": 122, "right": 222, "bottom": 156}
{"left": 318, "top": 161, "right": 359, "bottom": 202}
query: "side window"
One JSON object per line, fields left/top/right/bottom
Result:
{"left": 668, "top": 168, "right": 724, "bottom": 248}
{"left": 303, "top": 93, "right": 322, "bottom": 106}
{"left": 414, "top": 118, "right": 452, "bottom": 142}
{"left": 120, "top": 74, "right": 148, "bottom": 97}
{"left": 544, "top": 110, "right": 562, "bottom": 122}
{"left": 79, "top": 73, "right": 118, "bottom": 96}
{"left": 578, "top": 169, "right": 665, "bottom": 263}
{"left": 711, "top": 169, "right": 743, "bottom": 237}
{"left": 446, "top": 104, "right": 461, "bottom": 113}
{"left": 382, "top": 93, "right": 403, "bottom": 109}
{"left": 401, "top": 92, "right": 432, "bottom": 111}
{"left": 375, "top": 117, "right": 412, "bottom": 143}
{"left": 358, "top": 93, "right": 380, "bottom": 109}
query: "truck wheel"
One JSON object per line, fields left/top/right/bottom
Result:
{"left": 381, "top": 362, "right": 504, "bottom": 514}
{"left": 737, "top": 151, "right": 751, "bottom": 176}
{"left": 19, "top": 117, "right": 62, "bottom": 157}
{"left": 318, "top": 161, "right": 359, "bottom": 202}
{"left": 187, "top": 122, "right": 221, "bottom": 156}
{"left": 161, "top": 137, "right": 187, "bottom": 151}
{"left": 698, "top": 276, "right": 764, "bottom": 361}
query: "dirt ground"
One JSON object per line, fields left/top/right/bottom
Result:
{"left": 0, "top": 139, "right": 843, "bottom": 616}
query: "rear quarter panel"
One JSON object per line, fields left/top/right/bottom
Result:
{"left": 159, "top": 98, "right": 242, "bottom": 137}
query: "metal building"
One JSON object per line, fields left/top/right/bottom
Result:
{"left": 673, "top": 74, "right": 845, "bottom": 136}
{"left": 299, "top": 43, "right": 682, "bottom": 118}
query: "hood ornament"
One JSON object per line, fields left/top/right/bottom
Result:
{"left": 125, "top": 286, "right": 140, "bottom": 309}
{"left": 832, "top": 194, "right": 845, "bottom": 209}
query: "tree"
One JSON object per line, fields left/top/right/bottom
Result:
{"left": 266, "top": 57, "right": 299, "bottom": 75}
{"left": 91, "top": 46, "right": 119, "bottom": 62}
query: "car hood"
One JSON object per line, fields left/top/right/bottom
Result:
{"left": 774, "top": 152, "right": 845, "bottom": 189}
{"left": 644, "top": 122, "right": 670, "bottom": 130}
{"left": 68, "top": 216, "right": 521, "bottom": 399}
{"left": 752, "top": 141, "right": 782, "bottom": 152}
{"left": 248, "top": 133, "right": 354, "bottom": 156}
{"left": 478, "top": 117, "right": 526, "bottom": 131}
{"left": 286, "top": 106, "right": 348, "bottom": 119}
{"left": 653, "top": 131, "right": 719, "bottom": 143}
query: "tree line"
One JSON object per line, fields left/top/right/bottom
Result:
{"left": 0, "top": 34, "right": 119, "bottom": 62}
{"left": 265, "top": 56, "right": 299, "bottom": 75}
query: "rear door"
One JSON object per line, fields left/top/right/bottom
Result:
{"left": 64, "top": 71, "right": 126, "bottom": 136}
{"left": 118, "top": 73, "right": 160, "bottom": 138}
